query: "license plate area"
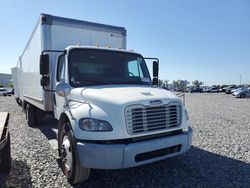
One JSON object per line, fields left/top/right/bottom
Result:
{"left": 135, "top": 144, "right": 181, "bottom": 162}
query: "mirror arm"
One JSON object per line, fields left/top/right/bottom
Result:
{"left": 143, "top": 57, "right": 159, "bottom": 63}
{"left": 42, "top": 86, "right": 55, "bottom": 92}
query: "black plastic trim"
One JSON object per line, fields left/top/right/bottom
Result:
{"left": 135, "top": 144, "right": 181, "bottom": 162}
{"left": 76, "top": 130, "right": 183, "bottom": 145}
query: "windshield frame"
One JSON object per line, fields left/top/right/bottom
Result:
{"left": 68, "top": 48, "right": 152, "bottom": 87}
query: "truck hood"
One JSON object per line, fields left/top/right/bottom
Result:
{"left": 69, "top": 85, "right": 180, "bottom": 106}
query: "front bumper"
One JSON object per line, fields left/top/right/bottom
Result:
{"left": 76, "top": 127, "right": 193, "bottom": 169}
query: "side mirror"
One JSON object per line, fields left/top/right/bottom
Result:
{"left": 56, "top": 82, "right": 71, "bottom": 97}
{"left": 152, "top": 61, "right": 159, "bottom": 86}
{"left": 40, "top": 76, "right": 50, "bottom": 86}
{"left": 40, "top": 54, "right": 49, "bottom": 75}
{"left": 153, "top": 61, "right": 159, "bottom": 78}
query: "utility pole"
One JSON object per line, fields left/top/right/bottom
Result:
{"left": 239, "top": 75, "right": 242, "bottom": 86}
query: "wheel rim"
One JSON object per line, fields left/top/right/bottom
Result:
{"left": 62, "top": 135, "right": 73, "bottom": 173}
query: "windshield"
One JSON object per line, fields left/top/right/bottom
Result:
{"left": 68, "top": 49, "right": 152, "bottom": 87}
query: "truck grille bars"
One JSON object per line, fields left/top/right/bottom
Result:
{"left": 125, "top": 102, "right": 182, "bottom": 134}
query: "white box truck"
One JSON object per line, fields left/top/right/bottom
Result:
{"left": 12, "top": 14, "right": 192, "bottom": 185}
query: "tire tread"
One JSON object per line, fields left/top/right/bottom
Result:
{"left": 26, "top": 104, "right": 36, "bottom": 126}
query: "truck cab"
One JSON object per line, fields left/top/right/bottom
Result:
{"left": 13, "top": 14, "right": 192, "bottom": 185}
{"left": 40, "top": 45, "right": 192, "bottom": 184}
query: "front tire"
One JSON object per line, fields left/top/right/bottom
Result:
{"left": 58, "top": 122, "right": 90, "bottom": 185}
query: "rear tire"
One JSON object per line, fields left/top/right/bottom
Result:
{"left": 58, "top": 122, "right": 90, "bottom": 185}
{"left": 18, "top": 98, "right": 22, "bottom": 106}
{"left": 0, "top": 132, "right": 11, "bottom": 172}
{"left": 26, "top": 103, "right": 44, "bottom": 126}
{"left": 35, "top": 108, "right": 44, "bottom": 124}
{"left": 26, "top": 104, "right": 36, "bottom": 126}
{"left": 15, "top": 98, "right": 20, "bottom": 105}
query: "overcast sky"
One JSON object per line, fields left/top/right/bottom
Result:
{"left": 0, "top": 0, "right": 249, "bottom": 85}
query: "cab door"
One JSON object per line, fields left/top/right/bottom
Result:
{"left": 54, "top": 55, "right": 67, "bottom": 120}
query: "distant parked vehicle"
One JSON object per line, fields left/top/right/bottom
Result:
{"left": 185, "top": 86, "right": 192, "bottom": 92}
{"left": 231, "top": 88, "right": 245, "bottom": 96}
{"left": 202, "top": 87, "right": 208, "bottom": 92}
{"left": 206, "top": 86, "right": 219, "bottom": 93}
{"left": 5, "top": 90, "right": 13, "bottom": 96}
{"left": 225, "top": 86, "right": 237, "bottom": 94}
{"left": 189, "top": 87, "right": 203, "bottom": 93}
{"left": 234, "top": 88, "right": 250, "bottom": 98}
{"left": 219, "top": 87, "right": 228, "bottom": 92}
{"left": 0, "top": 88, "right": 8, "bottom": 96}
{"left": 0, "top": 89, "right": 14, "bottom": 97}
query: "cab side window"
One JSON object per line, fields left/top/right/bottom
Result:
{"left": 57, "top": 55, "right": 65, "bottom": 82}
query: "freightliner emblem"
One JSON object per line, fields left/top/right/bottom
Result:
{"left": 149, "top": 100, "right": 163, "bottom": 105}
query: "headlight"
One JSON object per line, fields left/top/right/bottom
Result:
{"left": 79, "top": 118, "right": 113, "bottom": 132}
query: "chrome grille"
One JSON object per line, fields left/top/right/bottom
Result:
{"left": 125, "top": 102, "right": 182, "bottom": 134}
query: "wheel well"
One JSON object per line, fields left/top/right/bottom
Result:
{"left": 58, "top": 113, "right": 70, "bottom": 138}
{"left": 57, "top": 113, "right": 71, "bottom": 156}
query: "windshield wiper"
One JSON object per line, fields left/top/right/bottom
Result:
{"left": 76, "top": 79, "right": 112, "bottom": 85}
{"left": 114, "top": 81, "right": 150, "bottom": 85}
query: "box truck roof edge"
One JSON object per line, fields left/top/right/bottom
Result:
{"left": 20, "top": 13, "right": 127, "bottom": 59}
{"left": 40, "top": 13, "right": 126, "bottom": 34}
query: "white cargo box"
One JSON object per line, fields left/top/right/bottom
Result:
{"left": 15, "top": 14, "right": 126, "bottom": 111}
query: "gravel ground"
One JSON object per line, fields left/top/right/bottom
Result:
{"left": 0, "top": 93, "right": 249, "bottom": 188}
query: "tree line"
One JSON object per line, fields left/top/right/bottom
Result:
{"left": 159, "top": 79, "right": 204, "bottom": 89}
{"left": 159, "top": 79, "right": 250, "bottom": 91}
